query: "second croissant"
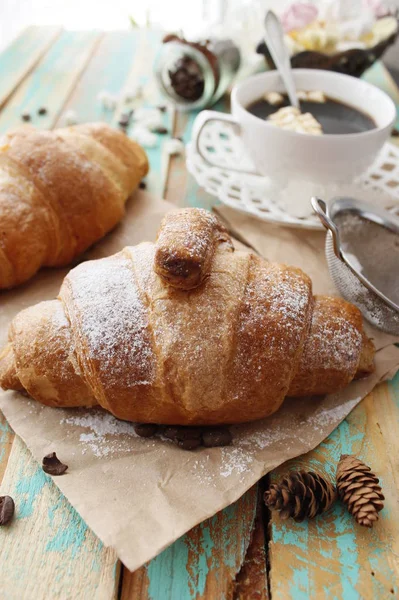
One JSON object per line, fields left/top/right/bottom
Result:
{"left": 0, "top": 208, "right": 375, "bottom": 425}
{"left": 0, "top": 123, "right": 148, "bottom": 289}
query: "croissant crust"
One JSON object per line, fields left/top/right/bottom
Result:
{"left": 0, "top": 123, "right": 148, "bottom": 289}
{"left": 0, "top": 208, "right": 375, "bottom": 425}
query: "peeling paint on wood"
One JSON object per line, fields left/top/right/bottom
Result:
{"left": 0, "top": 26, "right": 398, "bottom": 599}
{"left": 122, "top": 486, "right": 258, "bottom": 600}
{"left": 233, "top": 491, "right": 269, "bottom": 600}
{"left": 0, "top": 437, "right": 119, "bottom": 599}
{"left": 268, "top": 376, "right": 399, "bottom": 600}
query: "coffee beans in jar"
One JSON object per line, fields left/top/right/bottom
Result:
{"left": 155, "top": 34, "right": 240, "bottom": 111}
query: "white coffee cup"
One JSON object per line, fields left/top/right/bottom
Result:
{"left": 191, "top": 69, "right": 396, "bottom": 184}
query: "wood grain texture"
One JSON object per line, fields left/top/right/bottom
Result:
{"left": 267, "top": 373, "right": 399, "bottom": 600}
{"left": 164, "top": 96, "right": 228, "bottom": 210}
{"left": 0, "top": 27, "right": 121, "bottom": 600}
{"left": 108, "top": 29, "right": 175, "bottom": 199}
{"left": 233, "top": 491, "right": 269, "bottom": 600}
{"left": 163, "top": 109, "right": 195, "bottom": 207}
{"left": 0, "top": 26, "right": 62, "bottom": 109}
{"left": 52, "top": 29, "right": 175, "bottom": 199}
{"left": 0, "top": 411, "right": 14, "bottom": 484}
{"left": 53, "top": 30, "right": 140, "bottom": 129}
{"left": 121, "top": 486, "right": 258, "bottom": 600}
{"left": 0, "top": 29, "right": 398, "bottom": 600}
{"left": 0, "top": 436, "right": 119, "bottom": 600}
{"left": 0, "top": 29, "right": 102, "bottom": 134}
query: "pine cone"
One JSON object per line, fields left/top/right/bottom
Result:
{"left": 336, "top": 455, "right": 384, "bottom": 527}
{"left": 264, "top": 471, "right": 337, "bottom": 522}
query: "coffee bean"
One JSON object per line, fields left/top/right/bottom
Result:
{"left": 42, "top": 452, "right": 68, "bottom": 476}
{"left": 134, "top": 423, "right": 158, "bottom": 438}
{"left": 392, "top": 127, "right": 399, "bottom": 138}
{"left": 21, "top": 113, "right": 31, "bottom": 122}
{"left": 118, "top": 113, "right": 130, "bottom": 127}
{"left": 157, "top": 105, "right": 167, "bottom": 112}
{"left": 168, "top": 55, "right": 204, "bottom": 102}
{"left": 202, "top": 428, "right": 232, "bottom": 447}
{"left": 163, "top": 426, "right": 180, "bottom": 440}
{"left": 177, "top": 438, "right": 201, "bottom": 450}
{"left": 0, "top": 496, "right": 14, "bottom": 526}
{"left": 139, "top": 181, "right": 147, "bottom": 189}
{"left": 38, "top": 107, "right": 47, "bottom": 116}
{"left": 153, "top": 126, "right": 168, "bottom": 135}
{"left": 174, "top": 427, "right": 202, "bottom": 441}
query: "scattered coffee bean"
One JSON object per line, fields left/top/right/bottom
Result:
{"left": 163, "top": 425, "right": 180, "bottom": 440}
{"left": 177, "top": 438, "right": 201, "bottom": 450}
{"left": 153, "top": 126, "right": 168, "bottom": 135}
{"left": 118, "top": 113, "right": 130, "bottom": 128}
{"left": 42, "top": 452, "right": 68, "bottom": 476}
{"left": 134, "top": 423, "right": 158, "bottom": 438}
{"left": 157, "top": 105, "right": 167, "bottom": 113}
{"left": 139, "top": 181, "right": 147, "bottom": 189}
{"left": 202, "top": 427, "right": 232, "bottom": 447}
{"left": 21, "top": 113, "right": 31, "bottom": 122}
{"left": 392, "top": 127, "right": 399, "bottom": 138}
{"left": 0, "top": 496, "right": 14, "bottom": 526}
{"left": 38, "top": 107, "right": 47, "bottom": 116}
{"left": 174, "top": 426, "right": 202, "bottom": 441}
{"left": 139, "top": 422, "right": 234, "bottom": 450}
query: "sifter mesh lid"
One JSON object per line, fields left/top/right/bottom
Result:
{"left": 312, "top": 196, "right": 399, "bottom": 334}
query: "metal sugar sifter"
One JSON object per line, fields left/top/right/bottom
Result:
{"left": 312, "top": 196, "right": 399, "bottom": 335}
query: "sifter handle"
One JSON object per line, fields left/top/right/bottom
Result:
{"left": 311, "top": 197, "right": 342, "bottom": 259}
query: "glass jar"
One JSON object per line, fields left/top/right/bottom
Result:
{"left": 154, "top": 35, "right": 241, "bottom": 111}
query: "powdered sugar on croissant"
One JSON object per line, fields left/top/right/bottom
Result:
{"left": 0, "top": 208, "right": 375, "bottom": 425}
{"left": 0, "top": 123, "right": 148, "bottom": 289}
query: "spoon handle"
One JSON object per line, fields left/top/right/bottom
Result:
{"left": 264, "top": 10, "right": 299, "bottom": 110}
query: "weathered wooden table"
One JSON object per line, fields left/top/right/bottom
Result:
{"left": 0, "top": 27, "right": 398, "bottom": 600}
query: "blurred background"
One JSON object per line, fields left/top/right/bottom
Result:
{"left": 0, "top": 0, "right": 398, "bottom": 81}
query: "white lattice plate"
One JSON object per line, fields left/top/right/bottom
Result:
{"left": 186, "top": 120, "right": 399, "bottom": 230}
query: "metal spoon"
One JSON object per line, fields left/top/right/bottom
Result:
{"left": 264, "top": 10, "right": 299, "bottom": 110}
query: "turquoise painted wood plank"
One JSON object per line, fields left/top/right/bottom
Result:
{"left": 0, "top": 26, "right": 62, "bottom": 108}
{"left": 268, "top": 373, "right": 399, "bottom": 600}
{"left": 233, "top": 495, "right": 269, "bottom": 600}
{"left": 0, "top": 30, "right": 102, "bottom": 134}
{"left": 122, "top": 486, "right": 258, "bottom": 600}
{"left": 107, "top": 29, "right": 175, "bottom": 199}
{"left": 53, "top": 29, "right": 175, "bottom": 198}
{"left": 0, "top": 29, "right": 123, "bottom": 600}
{"left": 53, "top": 30, "right": 141, "bottom": 127}
{"left": 0, "top": 436, "right": 119, "bottom": 600}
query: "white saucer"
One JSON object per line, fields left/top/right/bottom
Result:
{"left": 186, "top": 119, "right": 399, "bottom": 230}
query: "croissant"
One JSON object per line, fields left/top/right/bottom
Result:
{"left": 0, "top": 123, "right": 148, "bottom": 289}
{"left": 0, "top": 208, "right": 375, "bottom": 425}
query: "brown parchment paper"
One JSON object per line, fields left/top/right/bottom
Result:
{"left": 0, "top": 192, "right": 398, "bottom": 572}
